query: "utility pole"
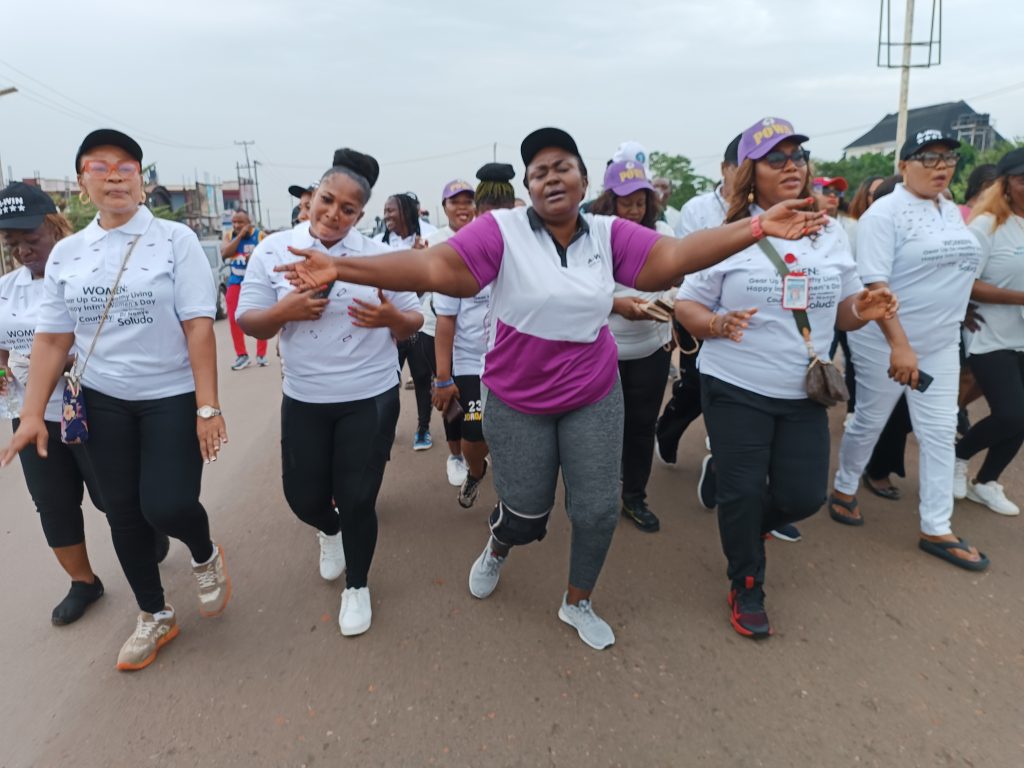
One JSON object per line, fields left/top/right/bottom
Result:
{"left": 234, "top": 140, "right": 256, "bottom": 220}
{"left": 894, "top": 0, "right": 915, "bottom": 173}
{"left": 252, "top": 159, "right": 264, "bottom": 226}
{"left": 493, "top": 142, "right": 497, "bottom": 162}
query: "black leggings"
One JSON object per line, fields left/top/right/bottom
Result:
{"left": 13, "top": 418, "right": 103, "bottom": 548}
{"left": 397, "top": 334, "right": 433, "bottom": 433}
{"left": 655, "top": 325, "right": 703, "bottom": 454}
{"left": 619, "top": 346, "right": 670, "bottom": 501}
{"left": 865, "top": 396, "right": 911, "bottom": 480}
{"left": 281, "top": 387, "right": 400, "bottom": 589}
{"left": 82, "top": 388, "right": 213, "bottom": 613}
{"left": 415, "top": 331, "right": 461, "bottom": 443}
{"left": 956, "top": 350, "right": 1024, "bottom": 483}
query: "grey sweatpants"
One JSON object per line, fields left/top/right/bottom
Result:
{"left": 482, "top": 382, "right": 624, "bottom": 591}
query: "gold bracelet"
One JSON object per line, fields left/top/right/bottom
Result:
{"left": 708, "top": 314, "right": 718, "bottom": 338}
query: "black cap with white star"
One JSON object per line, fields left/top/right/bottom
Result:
{"left": 0, "top": 181, "right": 58, "bottom": 231}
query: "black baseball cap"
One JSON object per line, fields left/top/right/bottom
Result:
{"left": 724, "top": 134, "right": 742, "bottom": 165}
{"left": 899, "top": 129, "right": 960, "bottom": 161}
{"left": 521, "top": 127, "right": 581, "bottom": 168}
{"left": 75, "top": 129, "right": 143, "bottom": 172}
{"left": 288, "top": 183, "right": 316, "bottom": 198}
{"left": 996, "top": 147, "right": 1024, "bottom": 177}
{"left": 476, "top": 162, "right": 515, "bottom": 183}
{"left": 0, "top": 182, "right": 58, "bottom": 231}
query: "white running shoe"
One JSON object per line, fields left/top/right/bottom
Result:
{"left": 953, "top": 459, "right": 969, "bottom": 500}
{"left": 468, "top": 543, "right": 506, "bottom": 599}
{"left": 339, "top": 587, "right": 371, "bottom": 636}
{"left": 192, "top": 543, "right": 231, "bottom": 617}
{"left": 843, "top": 412, "right": 855, "bottom": 430}
{"left": 966, "top": 481, "right": 1020, "bottom": 516}
{"left": 557, "top": 593, "right": 615, "bottom": 650}
{"left": 446, "top": 455, "right": 468, "bottom": 487}
{"left": 318, "top": 530, "right": 346, "bottom": 581}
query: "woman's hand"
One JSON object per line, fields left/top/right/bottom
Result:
{"left": 711, "top": 308, "right": 757, "bottom": 342}
{"left": 963, "top": 302, "right": 985, "bottom": 333}
{"left": 759, "top": 198, "right": 827, "bottom": 240}
{"left": 0, "top": 365, "right": 9, "bottom": 396}
{"left": 853, "top": 287, "right": 899, "bottom": 322}
{"left": 278, "top": 247, "right": 339, "bottom": 290}
{"left": 0, "top": 415, "right": 49, "bottom": 467}
{"left": 197, "top": 415, "right": 228, "bottom": 465}
{"left": 612, "top": 296, "right": 648, "bottom": 321}
{"left": 275, "top": 288, "right": 330, "bottom": 323}
{"left": 412, "top": 235, "right": 427, "bottom": 250}
{"left": 888, "top": 343, "right": 919, "bottom": 387}
{"left": 349, "top": 289, "right": 399, "bottom": 329}
{"left": 431, "top": 380, "right": 460, "bottom": 412}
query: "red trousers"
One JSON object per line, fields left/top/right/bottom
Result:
{"left": 225, "top": 283, "right": 267, "bottom": 358}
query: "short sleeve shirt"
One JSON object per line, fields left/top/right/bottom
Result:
{"left": 678, "top": 219, "right": 861, "bottom": 399}
{"left": 852, "top": 184, "right": 980, "bottom": 356}
{"left": 236, "top": 223, "right": 422, "bottom": 403}
{"left": 0, "top": 268, "right": 62, "bottom": 420}
{"left": 965, "top": 213, "right": 1024, "bottom": 355}
{"left": 446, "top": 207, "right": 659, "bottom": 414}
{"left": 35, "top": 206, "right": 217, "bottom": 400}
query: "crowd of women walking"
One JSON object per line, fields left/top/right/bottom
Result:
{"left": 1, "top": 118, "right": 1020, "bottom": 668}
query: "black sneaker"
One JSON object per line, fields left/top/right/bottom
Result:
{"left": 727, "top": 577, "right": 771, "bottom": 639}
{"left": 155, "top": 532, "right": 171, "bottom": 563}
{"left": 654, "top": 426, "right": 677, "bottom": 466}
{"left": 622, "top": 498, "right": 660, "bottom": 532}
{"left": 697, "top": 454, "right": 717, "bottom": 510}
{"left": 458, "top": 462, "right": 487, "bottom": 508}
{"left": 52, "top": 576, "right": 104, "bottom": 626}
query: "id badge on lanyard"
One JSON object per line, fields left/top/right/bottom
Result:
{"left": 781, "top": 273, "right": 810, "bottom": 311}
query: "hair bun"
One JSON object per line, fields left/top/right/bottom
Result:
{"left": 331, "top": 148, "right": 380, "bottom": 189}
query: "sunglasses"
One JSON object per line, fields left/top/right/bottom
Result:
{"left": 908, "top": 152, "right": 960, "bottom": 169}
{"left": 813, "top": 184, "right": 843, "bottom": 197}
{"left": 81, "top": 160, "right": 141, "bottom": 178}
{"left": 761, "top": 148, "right": 810, "bottom": 170}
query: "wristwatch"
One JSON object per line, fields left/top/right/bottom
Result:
{"left": 196, "top": 406, "right": 222, "bottom": 419}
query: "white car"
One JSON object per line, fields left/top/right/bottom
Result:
{"left": 199, "top": 239, "right": 230, "bottom": 320}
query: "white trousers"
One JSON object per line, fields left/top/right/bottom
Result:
{"left": 834, "top": 334, "right": 960, "bottom": 536}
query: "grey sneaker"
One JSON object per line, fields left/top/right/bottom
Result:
{"left": 116, "top": 606, "right": 178, "bottom": 671}
{"left": 230, "top": 354, "right": 250, "bottom": 371}
{"left": 192, "top": 543, "right": 231, "bottom": 617}
{"left": 558, "top": 593, "right": 615, "bottom": 650}
{"left": 458, "top": 463, "right": 487, "bottom": 508}
{"left": 468, "top": 542, "right": 506, "bottom": 599}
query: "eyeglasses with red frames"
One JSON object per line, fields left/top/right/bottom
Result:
{"left": 80, "top": 160, "right": 141, "bottom": 178}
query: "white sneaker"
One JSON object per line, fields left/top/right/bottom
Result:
{"left": 191, "top": 543, "right": 231, "bottom": 617}
{"left": 468, "top": 543, "right": 506, "bottom": 599}
{"left": 557, "top": 593, "right": 615, "bottom": 650}
{"left": 318, "top": 530, "right": 346, "bottom": 581}
{"left": 339, "top": 587, "right": 371, "bottom": 636}
{"left": 843, "top": 412, "right": 855, "bottom": 430}
{"left": 953, "top": 459, "right": 969, "bottom": 499}
{"left": 966, "top": 480, "right": 1020, "bottom": 516}
{"left": 446, "top": 455, "right": 468, "bottom": 487}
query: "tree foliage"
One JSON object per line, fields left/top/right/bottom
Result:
{"left": 56, "top": 195, "right": 183, "bottom": 232}
{"left": 649, "top": 152, "right": 715, "bottom": 210}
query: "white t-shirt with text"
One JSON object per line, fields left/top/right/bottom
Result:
{"left": 0, "top": 268, "right": 63, "bottom": 420}
{"left": 966, "top": 213, "right": 1024, "bottom": 355}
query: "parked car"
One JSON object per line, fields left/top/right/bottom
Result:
{"left": 199, "top": 238, "right": 229, "bottom": 320}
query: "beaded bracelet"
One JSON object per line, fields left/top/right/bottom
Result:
{"left": 434, "top": 378, "right": 455, "bottom": 388}
{"left": 707, "top": 314, "right": 719, "bottom": 338}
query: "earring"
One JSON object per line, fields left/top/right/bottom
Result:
{"left": 747, "top": 186, "right": 755, "bottom": 204}
{"left": 78, "top": 190, "right": 90, "bottom": 205}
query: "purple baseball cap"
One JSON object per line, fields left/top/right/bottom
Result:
{"left": 603, "top": 160, "right": 654, "bottom": 197}
{"left": 737, "top": 117, "right": 809, "bottom": 164}
{"left": 442, "top": 179, "right": 474, "bottom": 200}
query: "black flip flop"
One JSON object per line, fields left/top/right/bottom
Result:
{"left": 828, "top": 493, "right": 864, "bottom": 526}
{"left": 862, "top": 472, "right": 901, "bottom": 501}
{"left": 918, "top": 537, "right": 990, "bottom": 572}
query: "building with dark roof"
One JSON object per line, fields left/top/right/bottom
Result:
{"left": 844, "top": 100, "right": 1006, "bottom": 158}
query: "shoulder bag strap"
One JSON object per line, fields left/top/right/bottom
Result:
{"left": 73, "top": 220, "right": 151, "bottom": 381}
{"left": 755, "top": 236, "right": 816, "bottom": 361}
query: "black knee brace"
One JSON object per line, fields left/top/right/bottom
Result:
{"left": 488, "top": 501, "right": 551, "bottom": 547}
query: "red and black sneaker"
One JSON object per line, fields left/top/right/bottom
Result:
{"left": 727, "top": 576, "right": 772, "bottom": 639}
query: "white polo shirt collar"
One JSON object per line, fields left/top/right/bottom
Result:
{"left": 82, "top": 205, "right": 154, "bottom": 246}
{"left": 290, "top": 223, "right": 368, "bottom": 254}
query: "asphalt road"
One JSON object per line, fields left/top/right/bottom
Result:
{"left": 1, "top": 321, "right": 1022, "bottom": 768}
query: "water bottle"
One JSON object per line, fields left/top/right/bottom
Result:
{"left": 0, "top": 369, "right": 20, "bottom": 419}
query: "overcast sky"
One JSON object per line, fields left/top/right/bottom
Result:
{"left": 1, "top": 0, "right": 1021, "bottom": 227}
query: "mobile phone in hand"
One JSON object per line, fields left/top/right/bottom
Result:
{"left": 313, "top": 282, "right": 334, "bottom": 299}
{"left": 443, "top": 397, "right": 464, "bottom": 424}
{"left": 913, "top": 370, "right": 933, "bottom": 393}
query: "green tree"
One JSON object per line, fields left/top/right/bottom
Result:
{"left": 649, "top": 152, "right": 714, "bottom": 209}
{"left": 56, "top": 195, "right": 183, "bottom": 232}
{"left": 813, "top": 153, "right": 894, "bottom": 199}
{"left": 948, "top": 139, "right": 1024, "bottom": 202}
